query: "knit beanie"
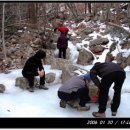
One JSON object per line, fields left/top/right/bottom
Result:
{"left": 83, "top": 74, "right": 91, "bottom": 80}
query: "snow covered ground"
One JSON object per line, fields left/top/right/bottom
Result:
{"left": 0, "top": 22, "right": 130, "bottom": 118}
{"left": 0, "top": 66, "right": 130, "bottom": 118}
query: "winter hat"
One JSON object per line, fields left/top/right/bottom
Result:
{"left": 94, "top": 62, "right": 101, "bottom": 66}
{"left": 35, "top": 49, "right": 46, "bottom": 59}
{"left": 83, "top": 74, "right": 91, "bottom": 80}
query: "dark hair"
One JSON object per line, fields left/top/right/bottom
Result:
{"left": 94, "top": 62, "right": 101, "bottom": 66}
{"left": 35, "top": 49, "right": 46, "bottom": 59}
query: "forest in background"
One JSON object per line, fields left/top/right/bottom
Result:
{"left": 0, "top": 2, "right": 130, "bottom": 72}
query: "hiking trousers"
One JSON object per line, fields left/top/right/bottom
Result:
{"left": 58, "top": 48, "right": 66, "bottom": 59}
{"left": 58, "top": 87, "right": 90, "bottom": 107}
{"left": 22, "top": 71, "right": 45, "bottom": 88}
{"left": 98, "top": 71, "right": 126, "bottom": 113}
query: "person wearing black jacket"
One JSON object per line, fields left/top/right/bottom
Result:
{"left": 22, "top": 49, "right": 48, "bottom": 92}
{"left": 90, "top": 62, "right": 126, "bottom": 117}
{"left": 57, "top": 33, "right": 68, "bottom": 59}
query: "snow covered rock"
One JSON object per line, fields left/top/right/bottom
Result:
{"left": 45, "top": 72, "right": 56, "bottom": 83}
{"left": 15, "top": 77, "right": 38, "bottom": 89}
{"left": 0, "top": 84, "right": 6, "bottom": 93}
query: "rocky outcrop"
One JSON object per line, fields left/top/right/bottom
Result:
{"left": 89, "top": 36, "right": 109, "bottom": 47}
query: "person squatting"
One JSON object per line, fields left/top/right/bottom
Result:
{"left": 22, "top": 49, "right": 49, "bottom": 92}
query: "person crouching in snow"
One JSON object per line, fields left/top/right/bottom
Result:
{"left": 58, "top": 74, "right": 91, "bottom": 111}
{"left": 22, "top": 49, "right": 48, "bottom": 92}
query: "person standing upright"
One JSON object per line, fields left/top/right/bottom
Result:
{"left": 57, "top": 33, "right": 68, "bottom": 59}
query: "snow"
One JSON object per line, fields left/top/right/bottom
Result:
{"left": 0, "top": 21, "right": 130, "bottom": 118}
{"left": 0, "top": 68, "right": 130, "bottom": 118}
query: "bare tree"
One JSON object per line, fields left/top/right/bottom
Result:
{"left": 88, "top": 3, "right": 91, "bottom": 14}
{"left": 2, "top": 3, "right": 7, "bottom": 61}
{"left": 66, "top": 3, "right": 80, "bottom": 22}
{"left": 128, "top": 3, "right": 130, "bottom": 31}
{"left": 27, "top": 3, "right": 38, "bottom": 28}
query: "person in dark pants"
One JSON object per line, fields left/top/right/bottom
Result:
{"left": 57, "top": 33, "right": 68, "bottom": 59}
{"left": 22, "top": 49, "right": 48, "bottom": 92}
{"left": 90, "top": 62, "right": 126, "bottom": 117}
{"left": 58, "top": 74, "right": 91, "bottom": 111}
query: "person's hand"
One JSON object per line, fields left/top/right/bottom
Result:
{"left": 97, "top": 89, "right": 100, "bottom": 96}
{"left": 85, "top": 79, "right": 91, "bottom": 87}
{"left": 37, "top": 68, "right": 44, "bottom": 77}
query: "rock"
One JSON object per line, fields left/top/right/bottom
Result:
{"left": 77, "top": 49, "right": 94, "bottom": 65}
{"left": 15, "top": 77, "right": 39, "bottom": 89}
{"left": 45, "top": 73, "right": 56, "bottom": 83}
{"left": 0, "top": 84, "right": 6, "bottom": 93}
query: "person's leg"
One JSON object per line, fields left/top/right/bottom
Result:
{"left": 23, "top": 73, "right": 35, "bottom": 92}
{"left": 39, "top": 71, "right": 48, "bottom": 90}
{"left": 98, "top": 73, "right": 115, "bottom": 113}
{"left": 58, "top": 91, "right": 77, "bottom": 101}
{"left": 22, "top": 72, "right": 34, "bottom": 87}
{"left": 77, "top": 87, "right": 91, "bottom": 107}
{"left": 63, "top": 49, "right": 66, "bottom": 59}
{"left": 58, "top": 49, "right": 62, "bottom": 58}
{"left": 39, "top": 71, "right": 45, "bottom": 85}
{"left": 58, "top": 91, "right": 76, "bottom": 108}
{"left": 76, "top": 87, "right": 91, "bottom": 111}
{"left": 111, "top": 71, "right": 126, "bottom": 115}
{"left": 92, "top": 72, "right": 117, "bottom": 117}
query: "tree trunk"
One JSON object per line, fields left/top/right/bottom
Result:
{"left": 2, "top": 3, "right": 7, "bottom": 61}
{"left": 88, "top": 3, "right": 91, "bottom": 14}
{"left": 27, "top": 3, "right": 38, "bottom": 28}
{"left": 128, "top": 3, "right": 130, "bottom": 31}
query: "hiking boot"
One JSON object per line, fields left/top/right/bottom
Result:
{"left": 77, "top": 105, "right": 90, "bottom": 111}
{"left": 28, "top": 87, "right": 34, "bottom": 92}
{"left": 39, "top": 85, "right": 48, "bottom": 90}
{"left": 112, "top": 112, "right": 117, "bottom": 116}
{"left": 73, "top": 99, "right": 80, "bottom": 108}
{"left": 92, "top": 112, "right": 106, "bottom": 118}
{"left": 67, "top": 100, "right": 80, "bottom": 108}
{"left": 60, "top": 100, "right": 67, "bottom": 108}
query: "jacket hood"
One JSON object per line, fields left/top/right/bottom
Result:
{"left": 94, "top": 62, "right": 101, "bottom": 66}
{"left": 34, "top": 50, "right": 46, "bottom": 59}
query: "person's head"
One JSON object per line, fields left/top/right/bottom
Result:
{"left": 94, "top": 62, "right": 101, "bottom": 66}
{"left": 35, "top": 49, "right": 46, "bottom": 59}
{"left": 83, "top": 73, "right": 91, "bottom": 81}
{"left": 59, "top": 22, "right": 64, "bottom": 26}
{"left": 60, "top": 32, "right": 67, "bottom": 36}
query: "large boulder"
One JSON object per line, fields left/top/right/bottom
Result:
{"left": 89, "top": 36, "right": 109, "bottom": 47}
{"left": 77, "top": 49, "right": 94, "bottom": 65}
{"left": 116, "top": 53, "right": 127, "bottom": 68}
{"left": 50, "top": 58, "right": 80, "bottom": 82}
